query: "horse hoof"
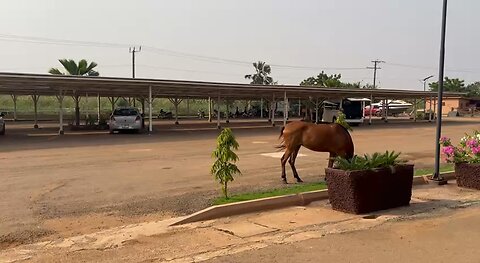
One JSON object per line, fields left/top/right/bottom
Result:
{"left": 296, "top": 179, "right": 304, "bottom": 183}
{"left": 282, "top": 179, "right": 288, "bottom": 184}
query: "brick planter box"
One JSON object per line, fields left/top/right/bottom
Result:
{"left": 325, "top": 164, "right": 414, "bottom": 214}
{"left": 455, "top": 163, "right": 480, "bottom": 190}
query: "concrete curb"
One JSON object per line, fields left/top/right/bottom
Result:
{"left": 170, "top": 171, "right": 456, "bottom": 226}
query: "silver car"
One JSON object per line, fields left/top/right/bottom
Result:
{"left": 109, "top": 107, "right": 142, "bottom": 134}
{"left": 0, "top": 112, "right": 5, "bottom": 135}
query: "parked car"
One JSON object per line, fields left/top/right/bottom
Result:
{"left": 363, "top": 104, "right": 380, "bottom": 116}
{"left": 109, "top": 107, "right": 142, "bottom": 134}
{"left": 0, "top": 112, "right": 5, "bottom": 135}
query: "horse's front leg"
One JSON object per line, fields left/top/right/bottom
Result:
{"left": 281, "top": 149, "right": 292, "bottom": 184}
{"left": 289, "top": 146, "right": 303, "bottom": 183}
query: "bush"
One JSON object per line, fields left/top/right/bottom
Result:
{"left": 334, "top": 151, "right": 406, "bottom": 171}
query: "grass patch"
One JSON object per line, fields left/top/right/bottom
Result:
{"left": 213, "top": 182, "right": 327, "bottom": 205}
{"left": 414, "top": 163, "right": 454, "bottom": 176}
{"left": 213, "top": 164, "right": 455, "bottom": 206}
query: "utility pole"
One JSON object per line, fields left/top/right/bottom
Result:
{"left": 130, "top": 46, "right": 142, "bottom": 123}
{"left": 367, "top": 60, "right": 385, "bottom": 89}
{"left": 129, "top": 46, "right": 141, "bottom": 78}
{"left": 367, "top": 60, "right": 385, "bottom": 120}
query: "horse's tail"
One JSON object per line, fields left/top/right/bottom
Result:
{"left": 335, "top": 123, "right": 355, "bottom": 159}
{"left": 278, "top": 126, "right": 285, "bottom": 139}
{"left": 275, "top": 126, "right": 286, "bottom": 151}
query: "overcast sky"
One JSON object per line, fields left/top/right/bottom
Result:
{"left": 0, "top": 0, "right": 479, "bottom": 90}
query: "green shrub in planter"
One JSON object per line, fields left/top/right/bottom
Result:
{"left": 325, "top": 151, "right": 414, "bottom": 214}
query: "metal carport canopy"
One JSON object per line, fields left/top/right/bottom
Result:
{"left": 0, "top": 72, "right": 464, "bottom": 99}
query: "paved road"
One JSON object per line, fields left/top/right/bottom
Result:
{"left": 0, "top": 118, "right": 478, "bottom": 248}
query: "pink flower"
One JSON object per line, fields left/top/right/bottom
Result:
{"left": 439, "top": 136, "right": 451, "bottom": 146}
{"left": 467, "top": 139, "right": 478, "bottom": 148}
{"left": 472, "top": 146, "right": 480, "bottom": 154}
{"left": 442, "top": 146, "right": 455, "bottom": 156}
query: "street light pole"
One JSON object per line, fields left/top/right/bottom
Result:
{"left": 422, "top": 75, "right": 434, "bottom": 110}
{"left": 432, "top": 0, "right": 448, "bottom": 184}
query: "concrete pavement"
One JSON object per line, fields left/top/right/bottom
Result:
{"left": 1, "top": 182, "right": 480, "bottom": 262}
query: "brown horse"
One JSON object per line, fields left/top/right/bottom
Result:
{"left": 277, "top": 121, "right": 354, "bottom": 183}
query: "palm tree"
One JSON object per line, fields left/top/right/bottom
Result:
{"left": 49, "top": 59, "right": 100, "bottom": 126}
{"left": 49, "top": 59, "right": 99, "bottom": 76}
{"left": 245, "top": 61, "right": 274, "bottom": 85}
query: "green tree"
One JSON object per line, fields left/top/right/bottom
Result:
{"left": 211, "top": 128, "right": 241, "bottom": 198}
{"left": 49, "top": 59, "right": 100, "bottom": 126}
{"left": 300, "top": 71, "right": 343, "bottom": 87}
{"left": 245, "top": 61, "right": 274, "bottom": 85}
{"left": 429, "top": 77, "right": 465, "bottom": 93}
{"left": 466, "top": 82, "right": 480, "bottom": 97}
{"left": 362, "top": 83, "right": 378, "bottom": 89}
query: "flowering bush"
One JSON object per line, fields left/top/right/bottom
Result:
{"left": 440, "top": 130, "right": 480, "bottom": 163}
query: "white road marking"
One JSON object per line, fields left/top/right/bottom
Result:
{"left": 252, "top": 141, "right": 268, "bottom": 144}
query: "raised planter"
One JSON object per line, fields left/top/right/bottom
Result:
{"left": 455, "top": 163, "right": 480, "bottom": 190}
{"left": 325, "top": 164, "right": 414, "bottom": 214}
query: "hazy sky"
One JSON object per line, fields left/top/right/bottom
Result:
{"left": 0, "top": 0, "right": 479, "bottom": 90}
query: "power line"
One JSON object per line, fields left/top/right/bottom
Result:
{"left": 0, "top": 33, "right": 368, "bottom": 72}
{"left": 386, "top": 62, "right": 480, "bottom": 74}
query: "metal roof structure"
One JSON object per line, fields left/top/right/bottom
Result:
{"left": 0, "top": 72, "right": 464, "bottom": 99}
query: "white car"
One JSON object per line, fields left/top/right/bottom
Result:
{"left": 109, "top": 107, "right": 143, "bottom": 134}
{"left": 0, "top": 112, "right": 5, "bottom": 135}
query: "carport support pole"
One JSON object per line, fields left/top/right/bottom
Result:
{"left": 429, "top": 96, "right": 433, "bottom": 122}
{"left": 217, "top": 94, "right": 221, "bottom": 129}
{"left": 11, "top": 94, "right": 17, "bottom": 121}
{"left": 57, "top": 92, "right": 65, "bottom": 135}
{"left": 148, "top": 86, "right": 153, "bottom": 133}
{"left": 85, "top": 93, "right": 89, "bottom": 122}
{"left": 271, "top": 94, "right": 275, "bottom": 127}
{"left": 225, "top": 100, "right": 230, "bottom": 124}
{"left": 174, "top": 98, "right": 179, "bottom": 125}
{"left": 32, "top": 94, "right": 40, "bottom": 129}
{"left": 385, "top": 98, "right": 389, "bottom": 123}
{"left": 208, "top": 97, "right": 212, "bottom": 122}
{"left": 97, "top": 94, "right": 101, "bottom": 122}
{"left": 260, "top": 98, "right": 264, "bottom": 119}
{"left": 369, "top": 94, "right": 373, "bottom": 125}
{"left": 298, "top": 99, "right": 301, "bottom": 117}
{"left": 315, "top": 98, "right": 319, "bottom": 124}
{"left": 413, "top": 98, "right": 417, "bottom": 122}
{"left": 283, "top": 91, "right": 288, "bottom": 126}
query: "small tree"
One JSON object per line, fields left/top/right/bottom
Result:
{"left": 211, "top": 128, "right": 241, "bottom": 198}
{"left": 335, "top": 111, "right": 352, "bottom": 132}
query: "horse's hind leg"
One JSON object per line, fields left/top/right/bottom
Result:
{"left": 325, "top": 152, "right": 337, "bottom": 182}
{"left": 328, "top": 152, "right": 337, "bottom": 168}
{"left": 281, "top": 148, "right": 293, "bottom": 184}
{"left": 289, "top": 146, "right": 303, "bottom": 183}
